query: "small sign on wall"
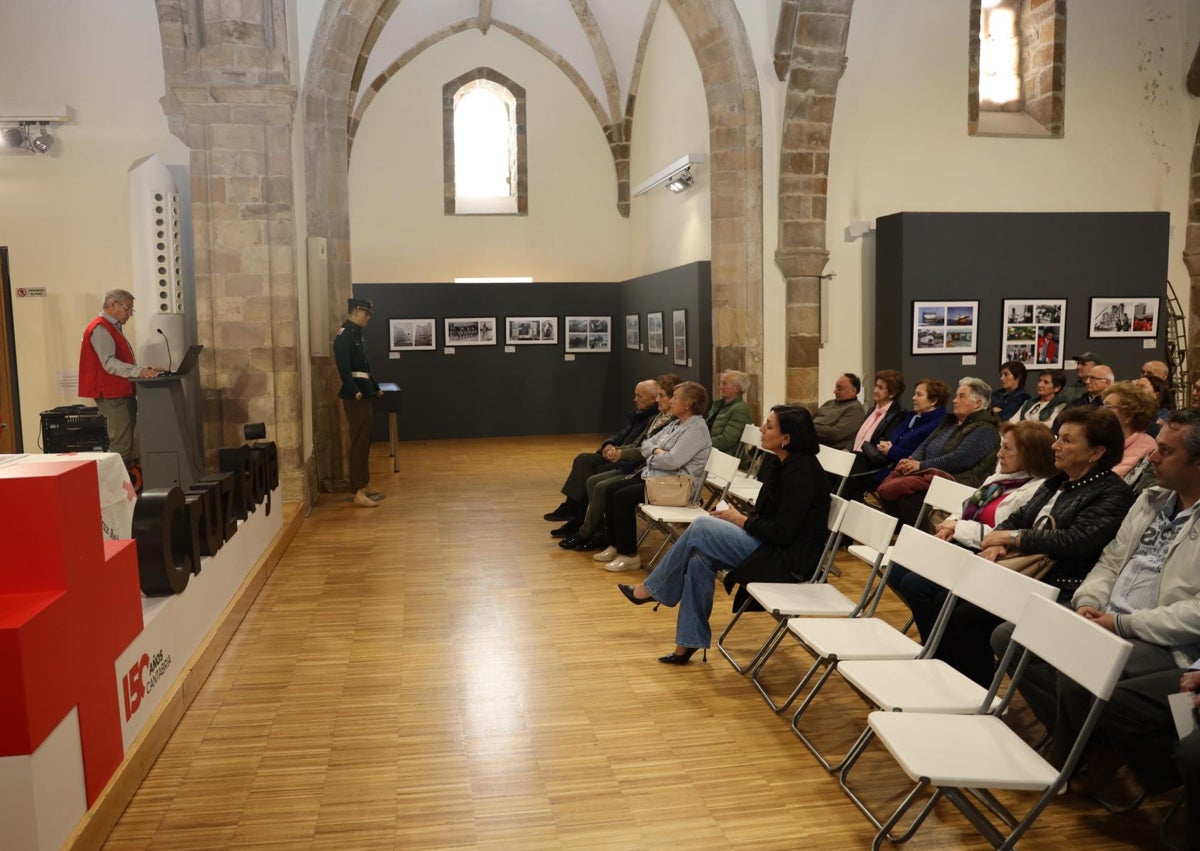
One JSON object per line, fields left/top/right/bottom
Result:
{"left": 15, "top": 286, "right": 47, "bottom": 297}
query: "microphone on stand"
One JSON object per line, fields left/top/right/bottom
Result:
{"left": 157, "top": 328, "right": 174, "bottom": 372}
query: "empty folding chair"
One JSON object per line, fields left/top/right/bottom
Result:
{"left": 818, "top": 444, "right": 857, "bottom": 497}
{"left": 736, "top": 422, "right": 765, "bottom": 477}
{"left": 717, "top": 495, "right": 848, "bottom": 673}
{"left": 636, "top": 448, "right": 741, "bottom": 570}
{"left": 859, "top": 592, "right": 1132, "bottom": 850}
{"left": 847, "top": 475, "right": 976, "bottom": 571}
{"left": 785, "top": 527, "right": 970, "bottom": 770}
{"left": 836, "top": 553, "right": 1060, "bottom": 830}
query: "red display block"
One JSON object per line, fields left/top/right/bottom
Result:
{"left": 0, "top": 459, "right": 143, "bottom": 804}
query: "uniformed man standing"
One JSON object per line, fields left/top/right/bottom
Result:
{"left": 333, "top": 297, "right": 383, "bottom": 507}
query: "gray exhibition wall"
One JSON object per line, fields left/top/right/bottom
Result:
{"left": 354, "top": 261, "right": 711, "bottom": 441}
{"left": 875, "top": 212, "right": 1169, "bottom": 393}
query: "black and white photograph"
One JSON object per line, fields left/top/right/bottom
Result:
{"left": 444, "top": 317, "right": 497, "bottom": 346}
{"left": 565, "top": 316, "right": 610, "bottom": 352}
{"left": 1089, "top": 297, "right": 1159, "bottom": 338}
{"left": 672, "top": 309, "right": 687, "bottom": 366}
{"left": 1002, "top": 299, "right": 1064, "bottom": 367}
{"left": 625, "top": 314, "right": 640, "bottom": 350}
{"left": 911, "top": 300, "right": 978, "bottom": 355}
{"left": 389, "top": 318, "right": 436, "bottom": 351}
{"left": 646, "top": 311, "right": 664, "bottom": 353}
{"left": 505, "top": 316, "right": 557, "bottom": 345}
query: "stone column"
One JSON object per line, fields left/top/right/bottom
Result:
{"left": 776, "top": 1, "right": 854, "bottom": 409}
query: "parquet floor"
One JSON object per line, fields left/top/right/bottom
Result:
{"left": 103, "top": 436, "right": 1178, "bottom": 849}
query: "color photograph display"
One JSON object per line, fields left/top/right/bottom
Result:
{"left": 911, "top": 300, "right": 978, "bottom": 355}
{"left": 1002, "top": 299, "right": 1064, "bottom": 367}
{"left": 1089, "top": 297, "right": 1158, "bottom": 338}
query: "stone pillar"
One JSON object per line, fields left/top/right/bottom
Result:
{"left": 776, "top": 1, "right": 853, "bottom": 409}
{"left": 157, "top": 0, "right": 306, "bottom": 500}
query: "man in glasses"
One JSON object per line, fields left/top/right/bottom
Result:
{"left": 78, "top": 289, "right": 163, "bottom": 470}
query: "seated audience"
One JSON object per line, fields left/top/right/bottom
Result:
{"left": 930, "top": 407, "right": 1133, "bottom": 686}
{"left": 1063, "top": 351, "right": 1100, "bottom": 403}
{"left": 989, "top": 411, "right": 1200, "bottom": 806}
{"left": 560, "top": 375, "right": 682, "bottom": 553}
{"left": 877, "top": 377, "right": 1001, "bottom": 527}
{"left": 812, "top": 373, "right": 866, "bottom": 449}
{"left": 1141, "top": 359, "right": 1170, "bottom": 382}
{"left": 616, "top": 406, "right": 830, "bottom": 664}
{"left": 1135, "top": 373, "right": 1170, "bottom": 438}
{"left": 1011, "top": 369, "right": 1068, "bottom": 428}
{"left": 1101, "top": 381, "right": 1159, "bottom": 480}
{"left": 600, "top": 382, "right": 713, "bottom": 573}
{"left": 887, "top": 420, "right": 1056, "bottom": 647}
{"left": 544, "top": 380, "right": 658, "bottom": 533}
{"left": 1066, "top": 362, "right": 1113, "bottom": 410}
{"left": 869, "top": 378, "right": 950, "bottom": 488}
{"left": 990, "top": 360, "right": 1031, "bottom": 422}
{"left": 705, "top": 370, "right": 754, "bottom": 453}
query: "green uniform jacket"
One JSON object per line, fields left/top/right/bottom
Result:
{"left": 706, "top": 395, "right": 753, "bottom": 453}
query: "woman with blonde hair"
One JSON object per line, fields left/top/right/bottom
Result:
{"left": 1101, "top": 381, "right": 1159, "bottom": 478}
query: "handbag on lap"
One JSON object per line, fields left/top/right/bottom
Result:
{"left": 644, "top": 475, "right": 693, "bottom": 507}
{"left": 996, "top": 516, "right": 1056, "bottom": 580}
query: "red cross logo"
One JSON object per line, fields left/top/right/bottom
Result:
{"left": 0, "top": 458, "right": 143, "bottom": 804}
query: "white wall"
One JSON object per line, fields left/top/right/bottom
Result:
{"left": 627, "top": 3, "right": 713, "bottom": 279}
{"left": 824, "top": 0, "right": 1197, "bottom": 391}
{"left": 348, "top": 28, "right": 629, "bottom": 283}
{"left": 0, "top": 1, "right": 189, "bottom": 447}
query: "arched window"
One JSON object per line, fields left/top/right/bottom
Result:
{"left": 443, "top": 69, "right": 527, "bottom": 215}
{"left": 969, "top": 0, "right": 1065, "bottom": 138}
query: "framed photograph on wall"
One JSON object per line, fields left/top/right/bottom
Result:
{"left": 565, "top": 316, "right": 611, "bottom": 353}
{"left": 625, "top": 314, "right": 640, "bottom": 350}
{"left": 505, "top": 316, "right": 557, "bottom": 345}
{"left": 1002, "top": 299, "right": 1065, "bottom": 367}
{"left": 911, "top": 300, "right": 978, "bottom": 355}
{"left": 672, "top": 309, "right": 687, "bottom": 366}
{"left": 389, "top": 318, "right": 436, "bottom": 351}
{"left": 1088, "top": 297, "right": 1158, "bottom": 338}
{"left": 646, "top": 312, "right": 664, "bottom": 353}
{"left": 444, "top": 317, "right": 497, "bottom": 346}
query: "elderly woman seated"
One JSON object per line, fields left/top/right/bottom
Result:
{"left": 1010, "top": 368, "right": 1069, "bottom": 428}
{"left": 616, "top": 406, "right": 830, "bottom": 664}
{"left": 599, "top": 381, "right": 713, "bottom": 573}
{"left": 877, "top": 377, "right": 1001, "bottom": 527}
{"left": 705, "top": 370, "right": 754, "bottom": 454}
{"left": 989, "top": 360, "right": 1031, "bottom": 421}
{"left": 1102, "top": 380, "right": 1160, "bottom": 489}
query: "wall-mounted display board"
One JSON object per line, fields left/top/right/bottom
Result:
{"left": 875, "top": 212, "right": 1168, "bottom": 395}
{"left": 354, "top": 262, "right": 711, "bottom": 441}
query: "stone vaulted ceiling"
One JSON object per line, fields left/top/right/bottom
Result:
{"left": 352, "top": 0, "right": 659, "bottom": 131}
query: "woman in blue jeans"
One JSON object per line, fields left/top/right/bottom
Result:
{"left": 618, "top": 405, "right": 831, "bottom": 664}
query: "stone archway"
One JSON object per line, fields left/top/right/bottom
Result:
{"left": 302, "top": 0, "right": 765, "bottom": 484}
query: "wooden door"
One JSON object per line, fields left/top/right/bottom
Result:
{"left": 0, "top": 248, "right": 22, "bottom": 453}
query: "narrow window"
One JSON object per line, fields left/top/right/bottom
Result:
{"left": 969, "top": 0, "right": 1065, "bottom": 138}
{"left": 443, "top": 69, "right": 527, "bottom": 215}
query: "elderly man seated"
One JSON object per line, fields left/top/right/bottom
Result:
{"left": 812, "top": 373, "right": 866, "bottom": 450}
{"left": 544, "top": 379, "right": 658, "bottom": 535}
{"left": 706, "top": 370, "right": 754, "bottom": 453}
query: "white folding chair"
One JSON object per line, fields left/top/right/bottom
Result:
{"left": 836, "top": 554, "right": 1060, "bottom": 830}
{"left": 847, "top": 475, "right": 977, "bottom": 571}
{"left": 859, "top": 593, "right": 1132, "bottom": 851}
{"left": 818, "top": 444, "right": 857, "bottom": 496}
{"left": 741, "top": 501, "right": 899, "bottom": 712}
{"left": 717, "top": 495, "right": 848, "bottom": 674}
{"left": 736, "top": 423, "right": 765, "bottom": 477}
{"left": 785, "top": 527, "right": 970, "bottom": 770}
{"left": 635, "top": 449, "right": 741, "bottom": 569}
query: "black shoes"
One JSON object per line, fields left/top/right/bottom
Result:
{"left": 550, "top": 521, "right": 581, "bottom": 538}
{"left": 544, "top": 502, "right": 573, "bottom": 521}
{"left": 558, "top": 534, "right": 588, "bottom": 550}
{"left": 618, "top": 584, "right": 656, "bottom": 606}
{"left": 658, "top": 647, "right": 705, "bottom": 665}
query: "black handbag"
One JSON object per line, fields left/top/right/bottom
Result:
{"left": 859, "top": 442, "right": 890, "bottom": 469}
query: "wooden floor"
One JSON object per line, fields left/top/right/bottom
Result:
{"left": 103, "top": 436, "right": 1177, "bottom": 850}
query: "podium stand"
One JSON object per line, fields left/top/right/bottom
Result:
{"left": 132, "top": 374, "right": 203, "bottom": 490}
{"left": 377, "top": 385, "right": 401, "bottom": 473}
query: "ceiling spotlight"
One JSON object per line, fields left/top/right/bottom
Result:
{"left": 1, "top": 126, "right": 26, "bottom": 149}
{"left": 666, "top": 167, "right": 695, "bottom": 193}
{"left": 31, "top": 124, "right": 53, "bottom": 153}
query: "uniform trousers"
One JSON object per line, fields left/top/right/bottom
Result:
{"left": 342, "top": 397, "right": 374, "bottom": 492}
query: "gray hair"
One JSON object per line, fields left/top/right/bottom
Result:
{"left": 102, "top": 288, "right": 134, "bottom": 309}
{"left": 722, "top": 370, "right": 751, "bottom": 394}
{"left": 1163, "top": 409, "right": 1200, "bottom": 462}
{"left": 958, "top": 377, "right": 992, "bottom": 409}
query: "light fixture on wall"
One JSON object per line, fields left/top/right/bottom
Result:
{"left": 0, "top": 104, "right": 69, "bottom": 155}
{"left": 632, "top": 154, "right": 705, "bottom": 197}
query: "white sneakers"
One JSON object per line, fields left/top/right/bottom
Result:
{"left": 592, "top": 546, "right": 618, "bottom": 562}
{"left": 353, "top": 489, "right": 379, "bottom": 508}
{"left": 603, "top": 554, "right": 642, "bottom": 572}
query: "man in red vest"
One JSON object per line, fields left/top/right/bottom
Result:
{"left": 78, "top": 289, "right": 162, "bottom": 467}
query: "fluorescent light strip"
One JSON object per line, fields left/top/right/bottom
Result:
{"left": 454, "top": 276, "right": 534, "bottom": 284}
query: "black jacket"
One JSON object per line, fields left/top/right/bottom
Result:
{"left": 865, "top": 403, "right": 907, "bottom": 447}
{"left": 723, "top": 453, "right": 832, "bottom": 610}
{"left": 600, "top": 406, "right": 655, "bottom": 453}
{"left": 994, "top": 469, "right": 1134, "bottom": 593}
